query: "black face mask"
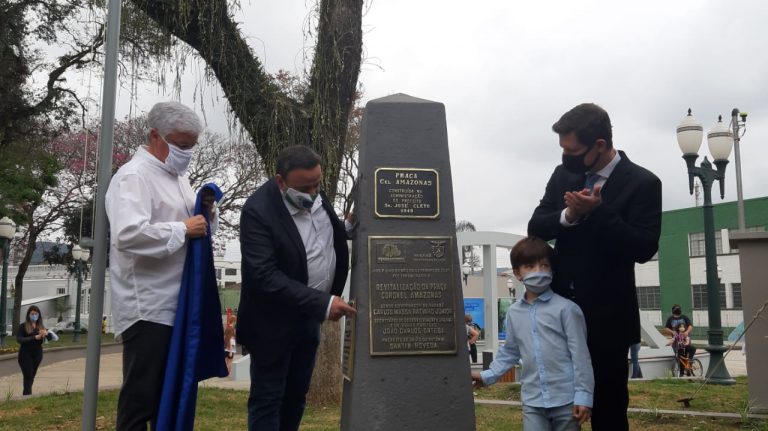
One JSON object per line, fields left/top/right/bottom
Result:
{"left": 562, "top": 146, "right": 600, "bottom": 175}
{"left": 672, "top": 307, "right": 681, "bottom": 315}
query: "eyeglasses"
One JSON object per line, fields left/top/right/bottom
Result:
{"left": 163, "top": 136, "right": 197, "bottom": 150}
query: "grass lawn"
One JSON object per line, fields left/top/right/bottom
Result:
{"left": 0, "top": 377, "right": 766, "bottom": 430}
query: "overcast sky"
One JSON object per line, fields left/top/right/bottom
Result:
{"left": 106, "top": 0, "right": 768, "bottom": 235}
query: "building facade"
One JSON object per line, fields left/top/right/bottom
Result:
{"left": 635, "top": 196, "right": 768, "bottom": 337}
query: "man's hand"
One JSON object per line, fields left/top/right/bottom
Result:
{"left": 564, "top": 186, "right": 602, "bottom": 219}
{"left": 328, "top": 296, "right": 356, "bottom": 321}
{"left": 471, "top": 371, "right": 485, "bottom": 388}
{"left": 572, "top": 405, "right": 591, "bottom": 425}
{"left": 201, "top": 189, "right": 216, "bottom": 219}
{"left": 345, "top": 210, "right": 355, "bottom": 225}
{"left": 184, "top": 215, "right": 207, "bottom": 238}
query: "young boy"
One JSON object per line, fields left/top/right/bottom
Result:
{"left": 471, "top": 236, "right": 594, "bottom": 430}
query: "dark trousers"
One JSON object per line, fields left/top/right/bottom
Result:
{"left": 116, "top": 320, "right": 173, "bottom": 431}
{"left": 247, "top": 321, "right": 320, "bottom": 431}
{"left": 630, "top": 342, "right": 643, "bottom": 379}
{"left": 469, "top": 343, "right": 478, "bottom": 363}
{"left": 18, "top": 346, "right": 43, "bottom": 395}
{"left": 588, "top": 340, "right": 630, "bottom": 431}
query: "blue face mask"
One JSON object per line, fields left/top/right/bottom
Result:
{"left": 30, "top": 314, "right": 39, "bottom": 322}
{"left": 522, "top": 271, "right": 553, "bottom": 294}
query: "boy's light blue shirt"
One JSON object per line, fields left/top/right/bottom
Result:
{"left": 480, "top": 288, "right": 594, "bottom": 408}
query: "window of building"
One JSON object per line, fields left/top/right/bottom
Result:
{"left": 731, "top": 283, "right": 742, "bottom": 309}
{"left": 692, "top": 283, "right": 726, "bottom": 310}
{"left": 689, "top": 231, "right": 722, "bottom": 257}
{"left": 57, "top": 288, "right": 65, "bottom": 295}
{"left": 224, "top": 281, "right": 237, "bottom": 288}
{"left": 216, "top": 268, "right": 222, "bottom": 279}
{"left": 636, "top": 286, "right": 660, "bottom": 309}
{"left": 225, "top": 268, "right": 238, "bottom": 276}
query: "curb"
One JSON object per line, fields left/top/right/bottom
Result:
{"left": 474, "top": 399, "right": 768, "bottom": 420}
{"left": 0, "top": 342, "right": 120, "bottom": 362}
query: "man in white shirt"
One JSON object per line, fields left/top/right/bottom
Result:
{"left": 106, "top": 101, "right": 209, "bottom": 431}
{"left": 237, "top": 145, "right": 356, "bottom": 431}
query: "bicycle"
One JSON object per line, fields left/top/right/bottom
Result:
{"left": 671, "top": 351, "right": 703, "bottom": 378}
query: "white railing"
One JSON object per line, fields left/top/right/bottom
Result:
{"left": 7, "top": 265, "right": 70, "bottom": 280}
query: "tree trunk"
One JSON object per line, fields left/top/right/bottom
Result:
{"left": 11, "top": 229, "right": 37, "bottom": 336}
{"left": 306, "top": 321, "right": 343, "bottom": 405}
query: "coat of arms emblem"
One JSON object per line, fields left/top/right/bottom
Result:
{"left": 382, "top": 243, "right": 402, "bottom": 259}
{"left": 430, "top": 241, "right": 446, "bottom": 259}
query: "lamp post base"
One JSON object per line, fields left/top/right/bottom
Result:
{"left": 703, "top": 344, "right": 735, "bottom": 385}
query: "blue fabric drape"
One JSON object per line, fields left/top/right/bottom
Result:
{"left": 156, "top": 183, "right": 228, "bottom": 431}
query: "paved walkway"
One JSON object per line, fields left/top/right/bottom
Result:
{"left": 0, "top": 348, "right": 750, "bottom": 402}
{"left": 0, "top": 351, "right": 251, "bottom": 401}
{"left": 0, "top": 344, "right": 123, "bottom": 378}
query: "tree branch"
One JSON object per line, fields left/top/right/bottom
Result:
{"left": 127, "top": 0, "right": 309, "bottom": 161}
{"left": 127, "top": 0, "right": 363, "bottom": 194}
{"left": 306, "top": 0, "right": 363, "bottom": 198}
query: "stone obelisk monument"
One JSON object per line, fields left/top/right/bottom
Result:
{"left": 340, "top": 94, "right": 476, "bottom": 430}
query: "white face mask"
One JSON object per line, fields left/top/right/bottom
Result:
{"left": 162, "top": 137, "right": 194, "bottom": 176}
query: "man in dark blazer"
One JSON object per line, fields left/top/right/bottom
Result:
{"left": 528, "top": 103, "right": 662, "bottom": 431}
{"left": 237, "top": 145, "right": 356, "bottom": 431}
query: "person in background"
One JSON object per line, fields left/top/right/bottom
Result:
{"left": 224, "top": 325, "right": 237, "bottom": 374}
{"left": 17, "top": 305, "right": 54, "bottom": 395}
{"left": 663, "top": 304, "right": 696, "bottom": 362}
{"left": 663, "top": 304, "right": 693, "bottom": 337}
{"left": 465, "top": 314, "right": 479, "bottom": 363}
{"left": 629, "top": 342, "right": 642, "bottom": 379}
{"left": 102, "top": 315, "right": 108, "bottom": 334}
{"left": 667, "top": 323, "right": 696, "bottom": 376}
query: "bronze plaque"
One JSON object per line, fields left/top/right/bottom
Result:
{"left": 342, "top": 299, "right": 356, "bottom": 381}
{"left": 368, "top": 236, "right": 457, "bottom": 355}
{"left": 374, "top": 168, "right": 439, "bottom": 219}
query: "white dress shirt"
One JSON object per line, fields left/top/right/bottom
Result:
{"left": 560, "top": 151, "right": 622, "bottom": 227}
{"left": 282, "top": 195, "right": 337, "bottom": 318}
{"left": 106, "top": 147, "right": 196, "bottom": 337}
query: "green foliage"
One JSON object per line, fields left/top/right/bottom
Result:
{"left": 0, "top": 137, "right": 60, "bottom": 223}
{"left": 0, "top": 1, "right": 103, "bottom": 150}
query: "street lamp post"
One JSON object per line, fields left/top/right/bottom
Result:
{"left": 730, "top": 108, "right": 748, "bottom": 231}
{"left": 71, "top": 244, "right": 90, "bottom": 343}
{"left": 506, "top": 277, "right": 515, "bottom": 300}
{"left": 0, "top": 217, "right": 16, "bottom": 347}
{"left": 676, "top": 109, "right": 735, "bottom": 385}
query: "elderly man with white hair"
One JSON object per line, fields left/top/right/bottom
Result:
{"left": 106, "top": 101, "right": 211, "bottom": 431}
